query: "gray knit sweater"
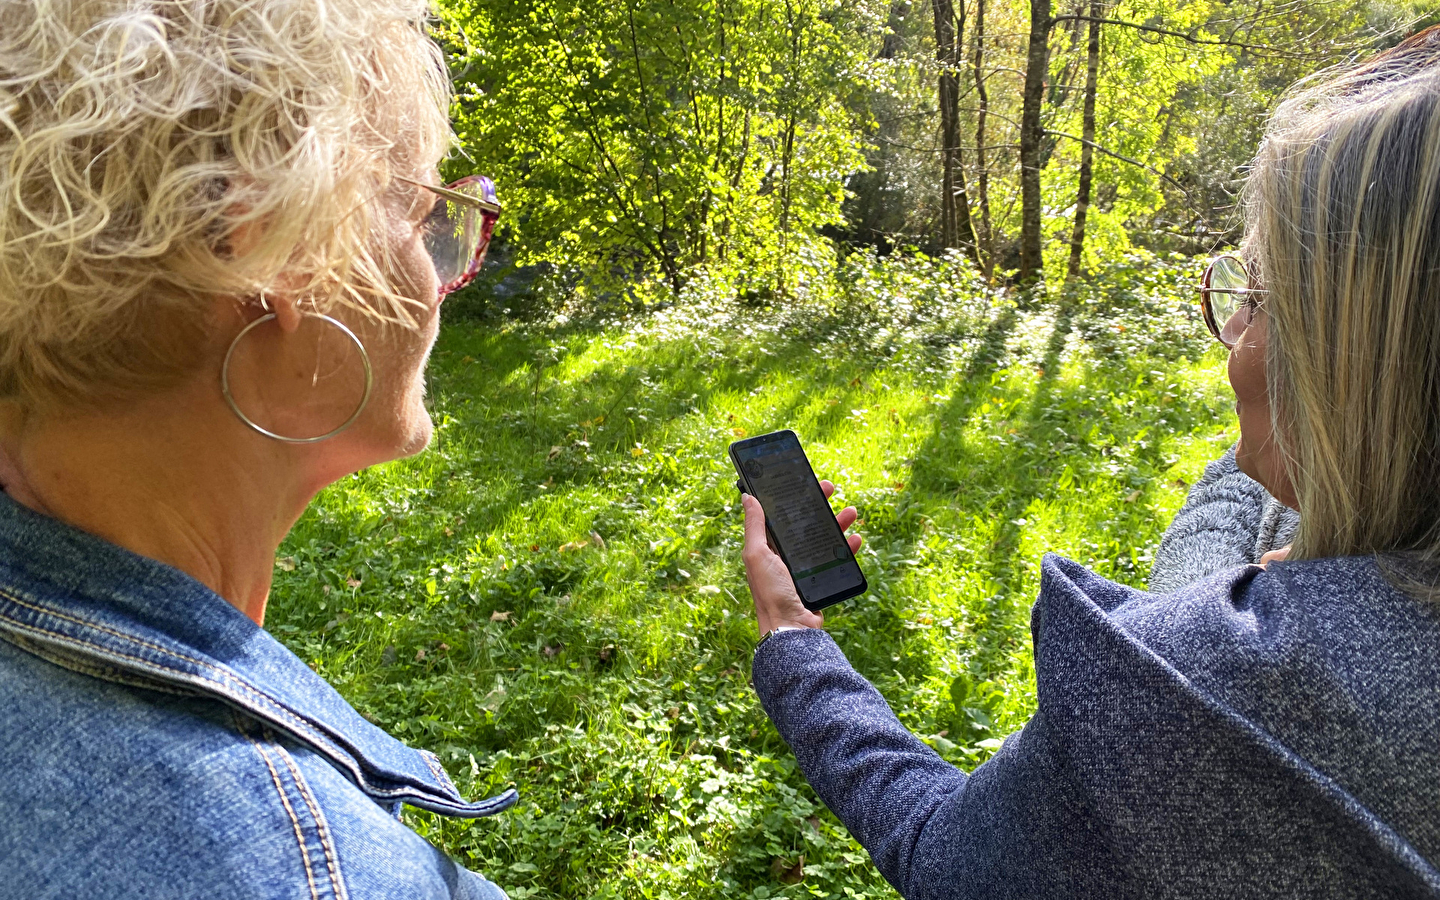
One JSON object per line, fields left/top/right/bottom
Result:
{"left": 1148, "top": 446, "right": 1300, "bottom": 593}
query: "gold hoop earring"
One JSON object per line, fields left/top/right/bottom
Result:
{"left": 220, "top": 313, "right": 373, "bottom": 443}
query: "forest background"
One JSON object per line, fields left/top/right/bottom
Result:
{"left": 274, "top": 2, "right": 1439, "bottom": 899}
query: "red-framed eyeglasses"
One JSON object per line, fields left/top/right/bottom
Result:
{"left": 397, "top": 174, "right": 502, "bottom": 296}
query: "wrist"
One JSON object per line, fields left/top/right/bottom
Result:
{"left": 756, "top": 624, "right": 808, "bottom": 651}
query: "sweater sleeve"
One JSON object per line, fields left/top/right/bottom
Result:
{"left": 1147, "top": 446, "right": 1273, "bottom": 593}
{"left": 750, "top": 629, "right": 1080, "bottom": 900}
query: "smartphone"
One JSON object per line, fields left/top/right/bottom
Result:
{"left": 729, "top": 429, "right": 867, "bottom": 612}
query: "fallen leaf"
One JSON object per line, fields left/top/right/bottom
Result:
{"left": 444, "top": 527, "right": 454, "bottom": 537}
{"left": 346, "top": 577, "right": 362, "bottom": 589}
{"left": 589, "top": 530, "right": 607, "bottom": 550}
{"left": 770, "top": 855, "right": 805, "bottom": 884}
{"left": 490, "top": 610, "right": 512, "bottom": 622}
{"left": 666, "top": 706, "right": 680, "bottom": 719}
{"left": 1124, "top": 490, "right": 1142, "bottom": 503}
{"left": 481, "top": 684, "right": 506, "bottom": 711}
{"left": 547, "top": 445, "right": 563, "bottom": 460}
{"left": 542, "top": 644, "right": 561, "bottom": 658}
{"left": 414, "top": 648, "right": 427, "bottom": 661}
{"left": 559, "top": 539, "right": 590, "bottom": 552}
{"left": 529, "top": 544, "right": 540, "bottom": 552}
{"left": 805, "top": 816, "right": 821, "bottom": 832}
{"left": 1171, "top": 478, "right": 1189, "bottom": 489}
{"left": 437, "top": 643, "right": 450, "bottom": 653}
{"left": 275, "top": 557, "right": 297, "bottom": 572}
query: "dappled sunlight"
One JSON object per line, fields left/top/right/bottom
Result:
{"left": 267, "top": 256, "right": 1232, "bottom": 900}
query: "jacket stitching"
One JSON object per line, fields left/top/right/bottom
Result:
{"left": 0, "top": 610, "right": 350, "bottom": 764}
{"left": 270, "top": 733, "right": 349, "bottom": 900}
{"left": 421, "top": 751, "right": 452, "bottom": 788}
{"left": 0, "top": 588, "right": 198, "bottom": 661}
{"left": 0, "top": 594, "right": 509, "bottom": 813}
{"left": 0, "top": 597, "right": 420, "bottom": 798}
{"left": 0, "top": 630, "right": 197, "bottom": 695}
{"left": 237, "top": 717, "right": 322, "bottom": 900}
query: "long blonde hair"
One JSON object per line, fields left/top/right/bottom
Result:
{"left": 0, "top": 0, "right": 452, "bottom": 411}
{"left": 1247, "top": 26, "right": 1440, "bottom": 568}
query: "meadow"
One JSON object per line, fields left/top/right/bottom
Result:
{"left": 270, "top": 252, "right": 1236, "bottom": 900}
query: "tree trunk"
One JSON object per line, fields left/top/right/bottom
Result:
{"left": 881, "top": 0, "right": 912, "bottom": 59}
{"left": 1018, "top": 0, "right": 1052, "bottom": 286}
{"left": 1066, "top": 0, "right": 1100, "bottom": 283}
{"left": 933, "top": 0, "right": 979, "bottom": 262}
{"left": 972, "top": 0, "right": 993, "bottom": 279}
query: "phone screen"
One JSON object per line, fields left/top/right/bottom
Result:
{"left": 730, "top": 430, "right": 866, "bottom": 610}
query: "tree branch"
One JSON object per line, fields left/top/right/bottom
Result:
{"left": 1044, "top": 129, "right": 1194, "bottom": 201}
{"left": 1047, "top": 14, "right": 1329, "bottom": 59}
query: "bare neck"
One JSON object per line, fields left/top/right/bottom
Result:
{"left": 0, "top": 391, "right": 321, "bottom": 625}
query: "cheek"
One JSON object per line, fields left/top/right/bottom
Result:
{"left": 397, "top": 229, "right": 441, "bottom": 304}
{"left": 1228, "top": 335, "right": 1268, "bottom": 406}
{"left": 1227, "top": 319, "right": 1278, "bottom": 480}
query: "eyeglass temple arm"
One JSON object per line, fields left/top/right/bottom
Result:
{"left": 395, "top": 175, "right": 502, "bottom": 216}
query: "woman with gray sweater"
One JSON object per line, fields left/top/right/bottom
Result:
{"left": 738, "top": 30, "right": 1440, "bottom": 900}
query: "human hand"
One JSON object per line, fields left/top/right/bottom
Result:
{"left": 740, "top": 480, "right": 863, "bottom": 635}
{"left": 1259, "top": 543, "right": 1291, "bottom": 566}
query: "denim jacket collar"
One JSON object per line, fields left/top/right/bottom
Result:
{"left": 0, "top": 491, "right": 515, "bottom": 819}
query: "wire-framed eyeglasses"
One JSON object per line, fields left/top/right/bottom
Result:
{"left": 1199, "top": 253, "right": 1268, "bottom": 349}
{"left": 396, "top": 174, "right": 502, "bottom": 297}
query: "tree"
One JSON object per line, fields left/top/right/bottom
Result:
{"left": 1065, "top": 0, "right": 1100, "bottom": 282}
{"left": 971, "top": 0, "right": 995, "bottom": 278}
{"left": 1017, "top": 0, "right": 1052, "bottom": 286}
{"left": 436, "top": 0, "right": 879, "bottom": 297}
{"left": 933, "top": 0, "right": 981, "bottom": 259}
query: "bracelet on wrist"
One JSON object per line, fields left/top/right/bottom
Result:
{"left": 756, "top": 624, "right": 807, "bottom": 650}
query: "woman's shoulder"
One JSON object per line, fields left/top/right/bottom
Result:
{"left": 1038, "top": 551, "right": 1440, "bottom": 679}
{"left": 1032, "top": 553, "right": 1440, "bottom": 869}
{"left": 1035, "top": 552, "right": 1440, "bottom": 722}
{"left": 0, "top": 636, "right": 501, "bottom": 899}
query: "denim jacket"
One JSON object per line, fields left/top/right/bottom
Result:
{"left": 0, "top": 492, "right": 516, "bottom": 899}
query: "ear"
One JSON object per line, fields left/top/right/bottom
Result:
{"left": 266, "top": 291, "right": 303, "bottom": 334}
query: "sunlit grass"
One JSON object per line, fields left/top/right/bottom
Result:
{"left": 270, "top": 256, "right": 1233, "bottom": 900}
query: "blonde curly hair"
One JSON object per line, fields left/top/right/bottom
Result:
{"left": 0, "top": 0, "right": 452, "bottom": 410}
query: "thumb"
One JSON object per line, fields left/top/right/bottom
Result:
{"left": 741, "top": 494, "right": 770, "bottom": 557}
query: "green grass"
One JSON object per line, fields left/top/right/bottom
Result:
{"left": 269, "top": 254, "right": 1235, "bottom": 900}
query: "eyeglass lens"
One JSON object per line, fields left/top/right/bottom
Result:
{"left": 420, "top": 175, "right": 499, "bottom": 295}
{"left": 1206, "top": 256, "right": 1255, "bottom": 347}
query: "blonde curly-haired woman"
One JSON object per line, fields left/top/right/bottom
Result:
{"left": 739, "top": 28, "right": 1440, "bottom": 900}
{"left": 0, "top": 1, "right": 508, "bottom": 896}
